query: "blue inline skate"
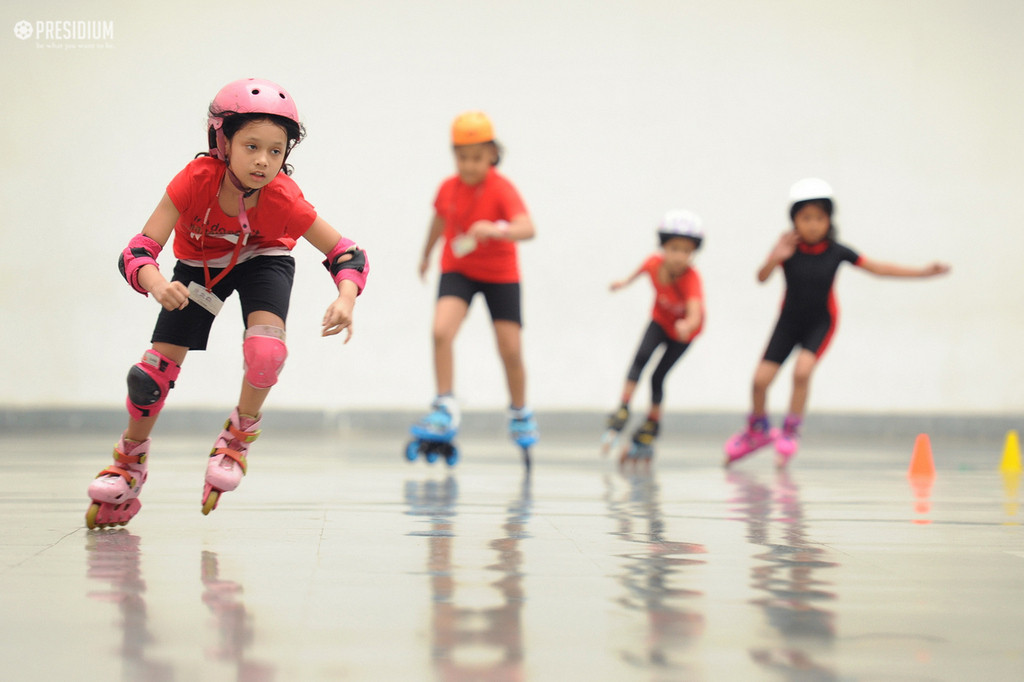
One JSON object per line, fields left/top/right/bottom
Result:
{"left": 600, "top": 405, "right": 630, "bottom": 457}
{"left": 509, "top": 406, "right": 539, "bottom": 470}
{"left": 406, "top": 396, "right": 460, "bottom": 466}
{"left": 620, "top": 418, "right": 658, "bottom": 466}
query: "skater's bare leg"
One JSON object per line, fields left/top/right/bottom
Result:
{"left": 620, "top": 380, "right": 637, "bottom": 406}
{"left": 752, "top": 360, "right": 781, "bottom": 416}
{"left": 789, "top": 350, "right": 817, "bottom": 416}
{"left": 124, "top": 342, "right": 188, "bottom": 442}
{"left": 494, "top": 320, "right": 526, "bottom": 408}
{"left": 433, "top": 296, "right": 470, "bottom": 396}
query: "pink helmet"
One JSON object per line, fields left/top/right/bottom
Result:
{"left": 207, "top": 78, "right": 300, "bottom": 161}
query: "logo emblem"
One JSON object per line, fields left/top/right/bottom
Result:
{"left": 13, "top": 21, "right": 32, "bottom": 40}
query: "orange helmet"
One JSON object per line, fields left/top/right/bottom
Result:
{"left": 451, "top": 111, "right": 494, "bottom": 146}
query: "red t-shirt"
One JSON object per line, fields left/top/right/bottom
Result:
{"left": 434, "top": 168, "right": 528, "bottom": 283}
{"left": 166, "top": 156, "right": 317, "bottom": 263}
{"left": 642, "top": 254, "right": 704, "bottom": 341}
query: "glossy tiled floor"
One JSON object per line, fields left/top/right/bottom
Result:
{"left": 1, "top": 431, "right": 1022, "bottom": 681}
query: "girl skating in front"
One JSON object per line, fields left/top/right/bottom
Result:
{"left": 604, "top": 211, "right": 705, "bottom": 466}
{"left": 86, "top": 79, "right": 369, "bottom": 528}
{"left": 411, "top": 111, "right": 537, "bottom": 468}
{"left": 724, "top": 178, "right": 949, "bottom": 468}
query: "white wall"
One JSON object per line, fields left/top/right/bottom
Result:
{"left": 1, "top": 0, "right": 1021, "bottom": 414}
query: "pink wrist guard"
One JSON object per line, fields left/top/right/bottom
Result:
{"left": 118, "top": 234, "right": 162, "bottom": 296}
{"left": 322, "top": 237, "right": 369, "bottom": 295}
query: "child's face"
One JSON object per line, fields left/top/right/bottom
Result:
{"left": 793, "top": 203, "right": 830, "bottom": 244}
{"left": 662, "top": 237, "right": 698, "bottom": 272}
{"left": 454, "top": 143, "right": 495, "bottom": 185}
{"left": 226, "top": 120, "right": 288, "bottom": 190}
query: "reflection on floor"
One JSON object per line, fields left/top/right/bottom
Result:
{"left": 201, "top": 550, "right": 275, "bottom": 681}
{"left": 86, "top": 530, "right": 173, "bottom": 682}
{"left": 729, "top": 471, "right": 837, "bottom": 681}
{"left": 1, "top": 433, "right": 1022, "bottom": 681}
{"left": 405, "top": 474, "right": 530, "bottom": 681}
{"left": 604, "top": 472, "right": 705, "bottom": 676}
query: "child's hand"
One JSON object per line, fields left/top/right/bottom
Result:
{"left": 609, "top": 279, "right": 628, "bottom": 292}
{"left": 153, "top": 281, "right": 189, "bottom": 311}
{"left": 322, "top": 293, "right": 355, "bottom": 342}
{"left": 466, "top": 220, "right": 504, "bottom": 242}
{"left": 419, "top": 255, "right": 430, "bottom": 281}
{"left": 674, "top": 319, "right": 695, "bottom": 342}
{"left": 771, "top": 231, "right": 801, "bottom": 262}
{"left": 923, "top": 262, "right": 951, "bottom": 276}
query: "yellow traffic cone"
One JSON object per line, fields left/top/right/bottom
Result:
{"left": 999, "top": 430, "right": 1022, "bottom": 474}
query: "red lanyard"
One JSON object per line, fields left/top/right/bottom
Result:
{"left": 200, "top": 184, "right": 252, "bottom": 290}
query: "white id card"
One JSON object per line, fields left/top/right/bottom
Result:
{"left": 187, "top": 281, "right": 224, "bottom": 316}
{"left": 451, "top": 235, "right": 477, "bottom": 258}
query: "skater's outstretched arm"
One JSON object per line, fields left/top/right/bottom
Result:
{"left": 758, "top": 231, "right": 800, "bottom": 282}
{"left": 304, "top": 216, "right": 360, "bottom": 341}
{"left": 857, "top": 258, "right": 950, "bottom": 278}
{"left": 133, "top": 193, "right": 189, "bottom": 311}
{"left": 419, "top": 214, "right": 446, "bottom": 280}
{"left": 610, "top": 260, "right": 647, "bottom": 291}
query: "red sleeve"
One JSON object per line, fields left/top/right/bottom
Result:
{"left": 642, "top": 254, "right": 660, "bottom": 278}
{"left": 433, "top": 178, "right": 453, "bottom": 218}
{"left": 165, "top": 163, "right": 194, "bottom": 213}
{"left": 496, "top": 177, "right": 527, "bottom": 220}
{"left": 684, "top": 268, "right": 704, "bottom": 301}
{"left": 285, "top": 196, "right": 317, "bottom": 240}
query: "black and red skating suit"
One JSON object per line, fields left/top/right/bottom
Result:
{"left": 763, "top": 239, "right": 863, "bottom": 363}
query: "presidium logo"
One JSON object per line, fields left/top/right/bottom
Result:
{"left": 13, "top": 19, "right": 114, "bottom": 42}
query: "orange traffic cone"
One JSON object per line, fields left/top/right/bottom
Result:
{"left": 907, "top": 433, "right": 936, "bottom": 479}
{"left": 907, "top": 434, "right": 935, "bottom": 524}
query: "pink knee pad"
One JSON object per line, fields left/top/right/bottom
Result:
{"left": 242, "top": 325, "right": 287, "bottom": 389}
{"left": 126, "top": 349, "right": 181, "bottom": 420}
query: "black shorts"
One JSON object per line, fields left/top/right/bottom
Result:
{"left": 151, "top": 256, "right": 295, "bottom": 351}
{"left": 438, "top": 272, "right": 522, "bottom": 326}
{"left": 763, "top": 308, "right": 836, "bottom": 364}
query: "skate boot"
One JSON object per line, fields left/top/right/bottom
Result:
{"left": 509, "top": 407, "right": 539, "bottom": 469}
{"left": 600, "top": 405, "right": 630, "bottom": 455}
{"left": 621, "top": 418, "right": 659, "bottom": 465}
{"left": 202, "top": 408, "right": 261, "bottom": 515}
{"left": 774, "top": 414, "right": 802, "bottom": 468}
{"left": 86, "top": 435, "right": 151, "bottom": 529}
{"left": 724, "top": 414, "right": 778, "bottom": 466}
{"left": 407, "top": 396, "right": 460, "bottom": 466}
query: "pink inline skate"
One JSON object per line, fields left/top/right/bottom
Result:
{"left": 774, "top": 414, "right": 802, "bottom": 468}
{"left": 202, "top": 408, "right": 261, "bottom": 515}
{"left": 724, "top": 415, "right": 778, "bottom": 466}
{"left": 86, "top": 435, "right": 151, "bottom": 529}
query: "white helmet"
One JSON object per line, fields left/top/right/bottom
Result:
{"left": 657, "top": 209, "right": 704, "bottom": 248}
{"left": 789, "top": 178, "right": 834, "bottom": 204}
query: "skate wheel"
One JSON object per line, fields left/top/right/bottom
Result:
{"left": 202, "top": 488, "right": 220, "bottom": 516}
{"left": 404, "top": 440, "right": 419, "bottom": 463}
{"left": 85, "top": 503, "right": 101, "bottom": 530}
{"left": 444, "top": 445, "right": 459, "bottom": 467}
{"left": 425, "top": 447, "right": 440, "bottom": 464}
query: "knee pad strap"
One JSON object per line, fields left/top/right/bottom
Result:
{"left": 243, "top": 325, "right": 287, "bottom": 389}
{"left": 126, "top": 350, "right": 180, "bottom": 420}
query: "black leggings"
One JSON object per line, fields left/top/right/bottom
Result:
{"left": 626, "top": 321, "right": 690, "bottom": 406}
